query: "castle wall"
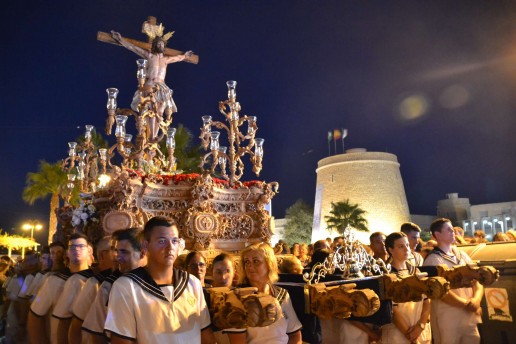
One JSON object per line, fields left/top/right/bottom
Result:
{"left": 312, "top": 149, "right": 411, "bottom": 244}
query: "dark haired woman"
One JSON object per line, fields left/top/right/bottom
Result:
{"left": 382, "top": 232, "right": 431, "bottom": 344}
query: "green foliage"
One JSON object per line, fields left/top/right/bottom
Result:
{"left": 282, "top": 199, "right": 314, "bottom": 245}
{"left": 23, "top": 160, "right": 67, "bottom": 205}
{"left": 158, "top": 124, "right": 203, "bottom": 173}
{"left": 76, "top": 128, "right": 109, "bottom": 149}
{"left": 325, "top": 199, "right": 369, "bottom": 234}
{"left": 420, "top": 229, "right": 431, "bottom": 242}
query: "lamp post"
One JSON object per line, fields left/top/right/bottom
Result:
{"left": 22, "top": 221, "right": 43, "bottom": 240}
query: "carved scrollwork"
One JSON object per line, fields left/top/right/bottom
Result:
{"left": 380, "top": 273, "right": 450, "bottom": 303}
{"left": 309, "top": 283, "right": 380, "bottom": 319}
{"left": 217, "top": 214, "right": 254, "bottom": 240}
{"left": 90, "top": 170, "right": 277, "bottom": 250}
{"left": 141, "top": 198, "right": 189, "bottom": 211}
{"left": 207, "top": 287, "right": 282, "bottom": 329}
{"left": 436, "top": 264, "right": 499, "bottom": 289}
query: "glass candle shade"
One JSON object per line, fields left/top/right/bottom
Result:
{"left": 136, "top": 59, "right": 148, "bottom": 80}
{"left": 68, "top": 142, "right": 77, "bottom": 157}
{"left": 166, "top": 128, "right": 177, "bottom": 148}
{"left": 247, "top": 116, "right": 257, "bottom": 135}
{"left": 84, "top": 125, "right": 94, "bottom": 140}
{"left": 115, "top": 115, "right": 128, "bottom": 138}
{"left": 210, "top": 131, "right": 221, "bottom": 151}
{"left": 254, "top": 138, "right": 264, "bottom": 157}
{"left": 106, "top": 88, "right": 119, "bottom": 110}
{"left": 226, "top": 80, "right": 237, "bottom": 100}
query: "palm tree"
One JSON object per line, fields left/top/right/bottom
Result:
{"left": 158, "top": 124, "right": 203, "bottom": 173}
{"left": 23, "top": 160, "right": 68, "bottom": 244}
{"left": 325, "top": 199, "right": 369, "bottom": 234}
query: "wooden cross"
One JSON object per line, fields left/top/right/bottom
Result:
{"left": 97, "top": 16, "right": 199, "bottom": 64}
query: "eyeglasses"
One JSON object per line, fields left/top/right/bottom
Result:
{"left": 69, "top": 244, "right": 88, "bottom": 250}
{"left": 188, "top": 262, "right": 206, "bottom": 269}
{"left": 155, "top": 238, "right": 182, "bottom": 247}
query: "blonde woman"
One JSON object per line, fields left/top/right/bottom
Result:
{"left": 225, "top": 243, "right": 302, "bottom": 344}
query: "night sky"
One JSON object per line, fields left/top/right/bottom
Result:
{"left": 2, "top": 1, "right": 516, "bottom": 244}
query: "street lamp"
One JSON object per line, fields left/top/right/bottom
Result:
{"left": 22, "top": 221, "right": 43, "bottom": 240}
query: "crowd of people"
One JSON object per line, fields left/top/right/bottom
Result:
{"left": 0, "top": 216, "right": 506, "bottom": 343}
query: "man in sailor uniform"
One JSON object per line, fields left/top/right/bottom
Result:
{"left": 52, "top": 233, "right": 94, "bottom": 344}
{"left": 104, "top": 216, "right": 215, "bottom": 344}
{"left": 27, "top": 242, "right": 67, "bottom": 344}
{"left": 69, "top": 236, "right": 116, "bottom": 343}
{"left": 82, "top": 228, "right": 145, "bottom": 344}
{"left": 423, "top": 218, "right": 484, "bottom": 344}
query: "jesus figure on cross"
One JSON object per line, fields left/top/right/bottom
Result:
{"left": 110, "top": 26, "right": 193, "bottom": 139}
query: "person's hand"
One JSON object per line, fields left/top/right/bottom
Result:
{"left": 111, "top": 31, "right": 122, "bottom": 42}
{"left": 367, "top": 327, "right": 381, "bottom": 343}
{"left": 466, "top": 298, "right": 481, "bottom": 313}
{"left": 406, "top": 324, "right": 423, "bottom": 342}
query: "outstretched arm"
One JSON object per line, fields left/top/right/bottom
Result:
{"left": 111, "top": 31, "right": 148, "bottom": 58}
{"left": 164, "top": 50, "right": 193, "bottom": 64}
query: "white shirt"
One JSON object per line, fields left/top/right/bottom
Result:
{"left": 52, "top": 269, "right": 94, "bottom": 320}
{"left": 82, "top": 270, "right": 121, "bottom": 336}
{"left": 72, "top": 269, "right": 111, "bottom": 321}
{"left": 30, "top": 270, "right": 71, "bottom": 344}
{"left": 423, "top": 247, "right": 481, "bottom": 344}
{"left": 105, "top": 267, "right": 211, "bottom": 344}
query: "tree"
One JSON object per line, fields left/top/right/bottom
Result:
{"left": 23, "top": 160, "right": 68, "bottom": 244}
{"left": 325, "top": 199, "right": 369, "bottom": 234}
{"left": 282, "top": 199, "right": 314, "bottom": 245}
{"left": 158, "top": 124, "right": 203, "bottom": 173}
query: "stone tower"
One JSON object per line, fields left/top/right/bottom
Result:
{"left": 436, "top": 193, "right": 471, "bottom": 224}
{"left": 312, "top": 148, "right": 411, "bottom": 244}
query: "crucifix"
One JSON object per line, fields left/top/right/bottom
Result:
{"left": 98, "top": 16, "right": 199, "bottom": 139}
{"left": 97, "top": 16, "right": 199, "bottom": 64}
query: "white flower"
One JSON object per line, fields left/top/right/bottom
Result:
{"left": 71, "top": 202, "right": 97, "bottom": 227}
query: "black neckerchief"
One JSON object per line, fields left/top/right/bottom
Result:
{"left": 124, "top": 267, "right": 189, "bottom": 303}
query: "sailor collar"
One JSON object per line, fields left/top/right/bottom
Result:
{"left": 429, "top": 246, "right": 464, "bottom": 265}
{"left": 390, "top": 262, "right": 416, "bottom": 276}
{"left": 104, "top": 269, "right": 122, "bottom": 285}
{"left": 93, "top": 268, "right": 113, "bottom": 283}
{"left": 54, "top": 268, "right": 72, "bottom": 281}
{"left": 271, "top": 285, "right": 287, "bottom": 305}
{"left": 76, "top": 268, "right": 95, "bottom": 279}
{"left": 124, "top": 267, "right": 189, "bottom": 303}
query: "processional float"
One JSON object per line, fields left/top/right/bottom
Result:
{"left": 58, "top": 17, "right": 277, "bottom": 252}
{"left": 55, "top": 16, "right": 500, "bottom": 337}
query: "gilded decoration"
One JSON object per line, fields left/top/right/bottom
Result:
{"left": 380, "top": 273, "right": 450, "bottom": 303}
{"left": 436, "top": 264, "right": 499, "bottom": 289}
{"left": 206, "top": 287, "right": 282, "bottom": 329}
{"left": 58, "top": 31, "right": 277, "bottom": 248}
{"left": 308, "top": 283, "right": 381, "bottom": 319}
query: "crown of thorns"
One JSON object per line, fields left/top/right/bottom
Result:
{"left": 144, "top": 23, "right": 174, "bottom": 42}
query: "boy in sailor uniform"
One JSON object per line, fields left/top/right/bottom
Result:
{"left": 52, "top": 233, "right": 94, "bottom": 344}
{"left": 423, "top": 218, "right": 483, "bottom": 344}
{"left": 82, "top": 228, "right": 145, "bottom": 344}
{"left": 104, "top": 216, "right": 216, "bottom": 344}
